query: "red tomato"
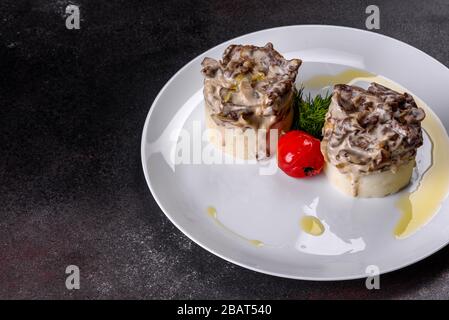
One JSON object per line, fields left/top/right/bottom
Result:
{"left": 277, "top": 130, "right": 324, "bottom": 178}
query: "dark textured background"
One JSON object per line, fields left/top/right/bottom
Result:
{"left": 1, "top": 0, "right": 449, "bottom": 299}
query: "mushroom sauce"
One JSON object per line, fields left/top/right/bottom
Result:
{"left": 201, "top": 43, "right": 301, "bottom": 130}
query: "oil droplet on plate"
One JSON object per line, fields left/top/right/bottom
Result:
{"left": 248, "top": 239, "right": 264, "bottom": 247}
{"left": 300, "top": 215, "right": 325, "bottom": 236}
{"left": 206, "top": 206, "right": 264, "bottom": 247}
{"left": 207, "top": 206, "right": 217, "bottom": 218}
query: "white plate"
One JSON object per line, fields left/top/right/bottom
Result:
{"left": 141, "top": 25, "right": 449, "bottom": 280}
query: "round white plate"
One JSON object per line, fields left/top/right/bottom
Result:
{"left": 141, "top": 25, "right": 449, "bottom": 280}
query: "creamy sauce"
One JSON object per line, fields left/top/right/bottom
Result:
{"left": 300, "top": 215, "right": 325, "bottom": 236}
{"left": 305, "top": 69, "right": 449, "bottom": 239}
{"left": 206, "top": 206, "right": 264, "bottom": 247}
{"left": 202, "top": 43, "right": 301, "bottom": 131}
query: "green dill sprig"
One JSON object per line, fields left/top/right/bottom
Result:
{"left": 291, "top": 87, "right": 332, "bottom": 139}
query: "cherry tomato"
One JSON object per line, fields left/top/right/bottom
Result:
{"left": 278, "top": 130, "right": 324, "bottom": 178}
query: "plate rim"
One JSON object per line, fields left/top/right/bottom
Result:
{"left": 141, "top": 24, "right": 449, "bottom": 281}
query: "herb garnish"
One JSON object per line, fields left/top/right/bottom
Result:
{"left": 291, "top": 87, "right": 332, "bottom": 139}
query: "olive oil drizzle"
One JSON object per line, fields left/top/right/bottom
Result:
{"left": 206, "top": 206, "right": 264, "bottom": 247}
{"left": 300, "top": 215, "right": 325, "bottom": 236}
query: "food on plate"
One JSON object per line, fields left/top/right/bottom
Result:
{"left": 321, "top": 83, "right": 426, "bottom": 197}
{"left": 201, "top": 43, "right": 302, "bottom": 160}
{"left": 278, "top": 130, "right": 324, "bottom": 178}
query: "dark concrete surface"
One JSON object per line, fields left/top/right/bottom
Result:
{"left": 1, "top": 0, "right": 449, "bottom": 299}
